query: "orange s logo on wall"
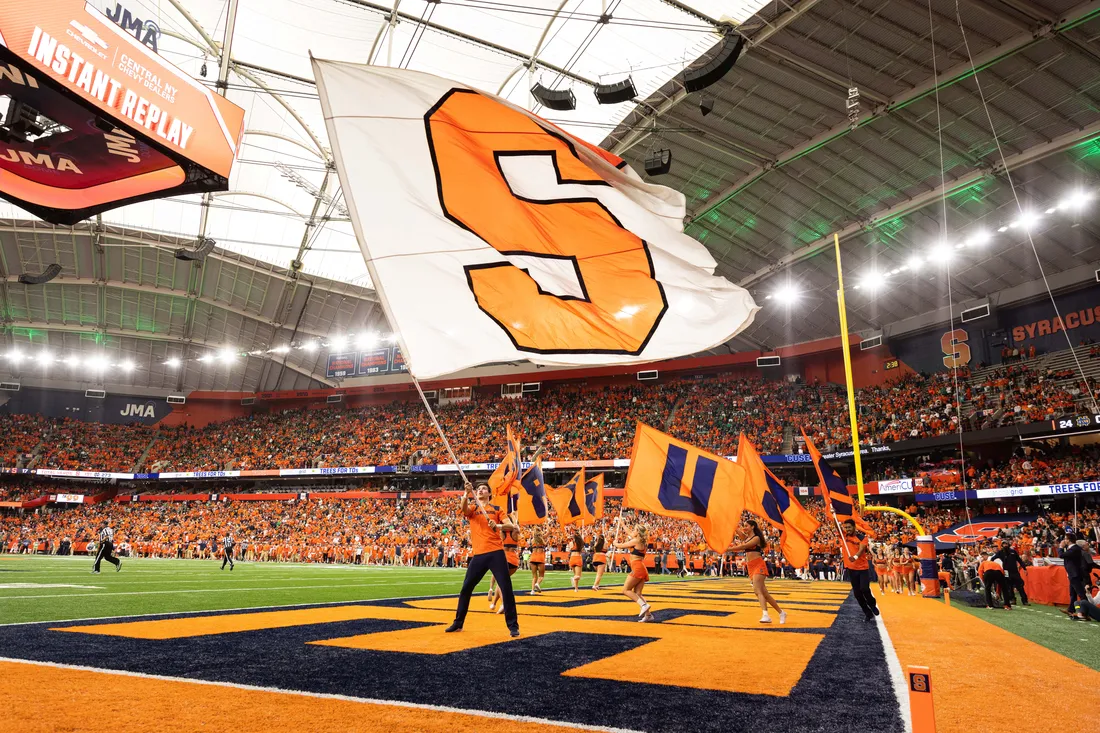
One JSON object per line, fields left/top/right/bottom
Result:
{"left": 941, "top": 329, "right": 971, "bottom": 369}
{"left": 425, "top": 89, "right": 666, "bottom": 354}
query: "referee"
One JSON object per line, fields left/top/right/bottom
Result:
{"left": 92, "top": 524, "right": 121, "bottom": 574}
{"left": 221, "top": 531, "right": 235, "bottom": 571}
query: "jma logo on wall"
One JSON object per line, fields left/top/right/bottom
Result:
{"left": 119, "top": 402, "right": 156, "bottom": 418}
{"left": 105, "top": 3, "right": 161, "bottom": 53}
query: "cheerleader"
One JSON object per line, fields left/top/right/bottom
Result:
{"left": 591, "top": 532, "right": 608, "bottom": 590}
{"left": 568, "top": 529, "right": 584, "bottom": 592}
{"left": 528, "top": 526, "right": 547, "bottom": 594}
{"left": 729, "top": 519, "right": 786, "bottom": 624}
{"left": 873, "top": 547, "right": 890, "bottom": 596}
{"left": 613, "top": 522, "right": 652, "bottom": 622}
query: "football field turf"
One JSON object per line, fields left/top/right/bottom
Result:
{"left": 2, "top": 556, "right": 1099, "bottom": 733}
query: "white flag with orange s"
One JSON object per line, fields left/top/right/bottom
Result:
{"left": 312, "top": 59, "right": 758, "bottom": 379}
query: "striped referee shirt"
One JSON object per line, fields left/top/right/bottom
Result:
{"left": 224, "top": 535, "right": 234, "bottom": 548}
{"left": 99, "top": 527, "right": 113, "bottom": 543}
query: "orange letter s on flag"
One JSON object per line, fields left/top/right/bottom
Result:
{"left": 426, "top": 90, "right": 666, "bottom": 355}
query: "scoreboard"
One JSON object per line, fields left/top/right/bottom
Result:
{"left": 325, "top": 346, "right": 410, "bottom": 379}
{"left": 1049, "top": 414, "right": 1100, "bottom": 434}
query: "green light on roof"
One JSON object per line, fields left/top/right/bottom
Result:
{"left": 876, "top": 217, "right": 906, "bottom": 238}
{"left": 1071, "top": 137, "right": 1100, "bottom": 161}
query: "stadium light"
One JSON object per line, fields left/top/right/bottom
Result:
{"left": 1059, "top": 190, "right": 1090, "bottom": 210}
{"left": 88, "top": 356, "right": 107, "bottom": 371}
{"left": 218, "top": 349, "right": 236, "bottom": 363}
{"left": 271, "top": 345, "right": 291, "bottom": 354}
{"left": 966, "top": 229, "right": 991, "bottom": 247}
{"left": 929, "top": 242, "right": 954, "bottom": 264}
{"left": 772, "top": 285, "right": 800, "bottom": 304}
{"left": 358, "top": 332, "right": 378, "bottom": 349}
{"left": 330, "top": 335, "right": 349, "bottom": 350}
{"left": 120, "top": 360, "right": 135, "bottom": 372}
{"left": 37, "top": 350, "right": 52, "bottom": 365}
{"left": 303, "top": 340, "right": 318, "bottom": 352}
{"left": 66, "top": 356, "right": 81, "bottom": 368}
{"left": 165, "top": 358, "right": 181, "bottom": 368}
{"left": 1010, "top": 210, "right": 1041, "bottom": 230}
{"left": 6, "top": 350, "right": 23, "bottom": 363}
{"left": 907, "top": 255, "right": 923, "bottom": 272}
{"left": 386, "top": 334, "right": 398, "bottom": 344}
{"left": 197, "top": 354, "right": 211, "bottom": 363}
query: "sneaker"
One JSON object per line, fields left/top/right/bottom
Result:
{"left": 638, "top": 614, "right": 650, "bottom": 623}
{"left": 91, "top": 570, "right": 100, "bottom": 574}
{"left": 779, "top": 611, "right": 788, "bottom": 625}
{"left": 444, "top": 624, "right": 462, "bottom": 633}
{"left": 495, "top": 605, "right": 504, "bottom": 615}
{"left": 488, "top": 603, "right": 495, "bottom": 611}
{"left": 592, "top": 585, "right": 600, "bottom": 591}
{"left": 638, "top": 602, "right": 651, "bottom": 617}
{"left": 509, "top": 628, "right": 520, "bottom": 638}
{"left": 872, "top": 606, "right": 881, "bottom": 617}
{"left": 116, "top": 560, "right": 122, "bottom": 572}
{"left": 760, "top": 613, "right": 772, "bottom": 624}
{"left": 230, "top": 564, "right": 233, "bottom": 571}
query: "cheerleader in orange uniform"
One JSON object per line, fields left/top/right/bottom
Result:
{"left": 902, "top": 549, "right": 919, "bottom": 596}
{"left": 729, "top": 519, "right": 786, "bottom": 624}
{"left": 873, "top": 548, "right": 890, "bottom": 597}
{"left": 613, "top": 523, "right": 652, "bottom": 622}
{"left": 528, "top": 526, "right": 546, "bottom": 594}
{"left": 891, "top": 552, "right": 907, "bottom": 595}
{"left": 492, "top": 517, "right": 522, "bottom": 614}
{"left": 591, "top": 532, "right": 608, "bottom": 591}
{"left": 568, "top": 530, "right": 584, "bottom": 592}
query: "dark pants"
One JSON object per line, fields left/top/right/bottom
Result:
{"left": 1068, "top": 576, "right": 1088, "bottom": 615}
{"left": 453, "top": 550, "right": 518, "bottom": 631}
{"left": 93, "top": 541, "right": 119, "bottom": 572}
{"left": 983, "top": 569, "right": 1008, "bottom": 607}
{"left": 1004, "top": 573, "right": 1027, "bottom": 605}
{"left": 848, "top": 568, "right": 878, "bottom": 618}
{"left": 222, "top": 547, "right": 234, "bottom": 569}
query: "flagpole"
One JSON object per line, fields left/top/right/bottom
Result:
{"left": 833, "top": 233, "right": 925, "bottom": 537}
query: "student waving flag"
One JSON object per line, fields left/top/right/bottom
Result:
{"left": 623, "top": 423, "right": 747, "bottom": 552}
{"left": 737, "top": 433, "right": 819, "bottom": 568}
{"left": 547, "top": 469, "right": 585, "bottom": 526}
{"left": 802, "top": 430, "right": 874, "bottom": 537}
{"left": 312, "top": 60, "right": 758, "bottom": 379}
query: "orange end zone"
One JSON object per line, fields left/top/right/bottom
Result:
{"left": 0, "top": 660, "right": 600, "bottom": 733}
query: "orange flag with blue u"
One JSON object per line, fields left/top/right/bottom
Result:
{"left": 516, "top": 457, "right": 548, "bottom": 525}
{"left": 488, "top": 425, "right": 522, "bottom": 501}
{"left": 802, "top": 430, "right": 874, "bottom": 537}
{"left": 737, "top": 433, "right": 819, "bottom": 567}
{"left": 581, "top": 472, "right": 605, "bottom": 523}
{"left": 547, "top": 468, "right": 585, "bottom": 526}
{"left": 624, "top": 423, "right": 746, "bottom": 552}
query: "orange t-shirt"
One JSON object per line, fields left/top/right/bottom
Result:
{"left": 841, "top": 534, "right": 869, "bottom": 570}
{"left": 979, "top": 560, "right": 1003, "bottom": 575}
{"left": 464, "top": 504, "right": 504, "bottom": 555}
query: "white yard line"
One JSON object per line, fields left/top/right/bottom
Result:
{"left": 875, "top": 615, "right": 913, "bottom": 733}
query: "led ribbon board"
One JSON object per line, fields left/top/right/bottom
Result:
{"left": 0, "top": 0, "right": 244, "bottom": 224}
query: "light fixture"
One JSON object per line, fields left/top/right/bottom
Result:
{"left": 88, "top": 356, "right": 107, "bottom": 371}
{"left": 1059, "top": 190, "right": 1090, "bottom": 210}
{"left": 966, "top": 229, "right": 991, "bottom": 247}
{"left": 197, "top": 354, "right": 211, "bottom": 363}
{"left": 120, "top": 360, "right": 134, "bottom": 372}
{"left": 907, "top": 255, "right": 924, "bottom": 271}
{"left": 997, "top": 226, "right": 1009, "bottom": 233}
{"left": 7, "top": 350, "right": 23, "bottom": 363}
{"left": 66, "top": 356, "right": 81, "bottom": 368}
{"left": 773, "top": 285, "right": 800, "bottom": 304}
{"left": 929, "top": 242, "right": 954, "bottom": 264}
{"left": 1010, "top": 210, "right": 1041, "bottom": 230}
{"left": 272, "top": 345, "right": 291, "bottom": 354}
{"left": 386, "top": 334, "right": 397, "bottom": 344}
{"left": 37, "top": 350, "right": 52, "bottom": 364}
{"left": 330, "top": 335, "right": 349, "bottom": 351}
{"left": 303, "top": 340, "right": 318, "bottom": 352}
{"left": 165, "top": 358, "right": 181, "bottom": 368}
{"left": 358, "top": 332, "right": 378, "bottom": 349}
{"left": 218, "top": 349, "right": 236, "bottom": 363}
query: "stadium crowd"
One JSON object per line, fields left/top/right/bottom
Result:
{"left": 1, "top": 363, "right": 1090, "bottom": 475}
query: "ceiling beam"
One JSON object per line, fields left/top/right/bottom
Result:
{"left": 736, "top": 117, "right": 1100, "bottom": 288}
{"left": 609, "top": 0, "right": 826, "bottom": 156}
{"left": 687, "top": 0, "right": 1100, "bottom": 225}
{"left": 2, "top": 319, "right": 335, "bottom": 387}
{"left": 2, "top": 276, "right": 332, "bottom": 341}
{"left": 0, "top": 222, "right": 378, "bottom": 302}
